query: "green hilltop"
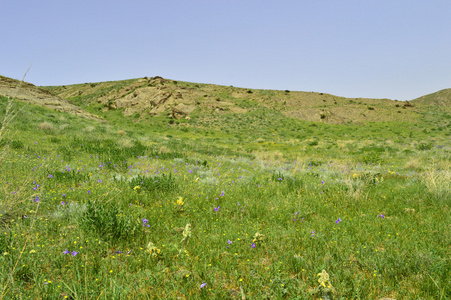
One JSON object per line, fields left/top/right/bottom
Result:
{"left": 411, "top": 88, "right": 451, "bottom": 107}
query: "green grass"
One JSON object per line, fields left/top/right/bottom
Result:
{"left": 0, "top": 95, "right": 450, "bottom": 299}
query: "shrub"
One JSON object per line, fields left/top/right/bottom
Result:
{"left": 79, "top": 199, "right": 140, "bottom": 241}
{"left": 416, "top": 142, "right": 433, "bottom": 150}
{"left": 11, "top": 140, "right": 24, "bottom": 149}
{"left": 308, "top": 140, "right": 319, "bottom": 146}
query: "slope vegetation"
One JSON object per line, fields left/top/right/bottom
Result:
{"left": 0, "top": 75, "right": 105, "bottom": 122}
{"left": 43, "top": 76, "right": 422, "bottom": 125}
{"left": 412, "top": 88, "right": 451, "bottom": 106}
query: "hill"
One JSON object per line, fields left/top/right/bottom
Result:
{"left": 1, "top": 78, "right": 451, "bottom": 299}
{"left": 411, "top": 88, "right": 451, "bottom": 106}
{"left": 42, "top": 76, "right": 421, "bottom": 125}
{"left": 0, "top": 75, "right": 105, "bottom": 122}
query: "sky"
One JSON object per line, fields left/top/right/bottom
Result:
{"left": 2, "top": 0, "right": 451, "bottom": 100}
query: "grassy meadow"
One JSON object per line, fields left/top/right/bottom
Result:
{"left": 0, "top": 90, "right": 450, "bottom": 299}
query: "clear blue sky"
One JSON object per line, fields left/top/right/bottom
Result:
{"left": 3, "top": 0, "right": 451, "bottom": 100}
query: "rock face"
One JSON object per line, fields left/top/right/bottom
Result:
{"left": 97, "top": 76, "right": 199, "bottom": 118}
{"left": 0, "top": 76, "right": 105, "bottom": 122}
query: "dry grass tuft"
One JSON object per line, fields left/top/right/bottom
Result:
{"left": 39, "top": 122, "right": 54, "bottom": 131}
{"left": 404, "top": 157, "right": 422, "bottom": 170}
{"left": 421, "top": 166, "right": 451, "bottom": 201}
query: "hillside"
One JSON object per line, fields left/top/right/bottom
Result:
{"left": 42, "top": 76, "right": 422, "bottom": 125}
{"left": 411, "top": 88, "right": 451, "bottom": 106}
{"left": 0, "top": 75, "right": 105, "bottom": 122}
{"left": 1, "top": 77, "right": 451, "bottom": 299}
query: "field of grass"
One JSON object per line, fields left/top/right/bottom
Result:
{"left": 0, "top": 93, "right": 450, "bottom": 299}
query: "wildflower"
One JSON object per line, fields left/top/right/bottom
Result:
{"left": 311, "top": 231, "right": 315, "bottom": 237}
{"left": 182, "top": 223, "right": 192, "bottom": 240}
{"left": 316, "top": 269, "right": 335, "bottom": 296}
{"left": 32, "top": 196, "right": 40, "bottom": 202}
{"left": 227, "top": 240, "right": 232, "bottom": 245}
{"left": 176, "top": 197, "right": 184, "bottom": 206}
{"left": 71, "top": 251, "right": 79, "bottom": 256}
{"left": 178, "top": 223, "right": 192, "bottom": 256}
{"left": 133, "top": 186, "right": 141, "bottom": 192}
{"left": 62, "top": 249, "right": 70, "bottom": 255}
{"left": 335, "top": 218, "right": 342, "bottom": 224}
{"left": 214, "top": 206, "right": 220, "bottom": 212}
{"left": 117, "top": 250, "right": 123, "bottom": 254}
{"left": 142, "top": 218, "right": 149, "bottom": 227}
{"left": 252, "top": 232, "right": 265, "bottom": 243}
{"left": 378, "top": 214, "right": 385, "bottom": 218}
{"left": 251, "top": 243, "right": 256, "bottom": 248}
{"left": 317, "top": 270, "right": 330, "bottom": 287}
{"left": 146, "top": 242, "right": 161, "bottom": 258}
{"left": 48, "top": 174, "right": 53, "bottom": 178}
{"left": 29, "top": 250, "right": 36, "bottom": 254}
{"left": 220, "top": 191, "right": 224, "bottom": 197}
{"left": 200, "top": 282, "right": 207, "bottom": 289}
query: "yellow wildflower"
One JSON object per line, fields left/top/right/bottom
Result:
{"left": 317, "top": 269, "right": 330, "bottom": 287}
{"left": 146, "top": 241, "right": 161, "bottom": 258}
{"left": 176, "top": 197, "right": 184, "bottom": 206}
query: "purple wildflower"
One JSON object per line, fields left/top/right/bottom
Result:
{"left": 227, "top": 239, "right": 232, "bottom": 245}
{"left": 378, "top": 214, "right": 385, "bottom": 218}
{"left": 142, "top": 218, "right": 148, "bottom": 226}
{"left": 200, "top": 282, "right": 207, "bottom": 289}
{"left": 71, "top": 251, "right": 78, "bottom": 256}
{"left": 311, "top": 231, "right": 315, "bottom": 237}
{"left": 214, "top": 206, "right": 220, "bottom": 212}
{"left": 251, "top": 243, "right": 256, "bottom": 248}
{"left": 62, "top": 249, "right": 70, "bottom": 255}
{"left": 336, "top": 218, "right": 342, "bottom": 224}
